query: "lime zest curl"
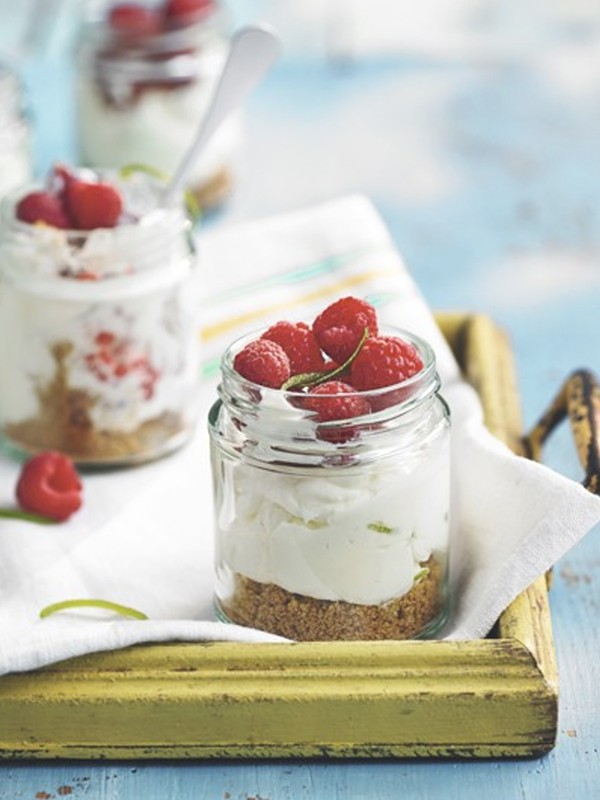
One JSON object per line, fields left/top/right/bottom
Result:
{"left": 0, "top": 508, "right": 58, "bottom": 525}
{"left": 39, "top": 599, "right": 148, "bottom": 621}
{"left": 119, "top": 162, "right": 202, "bottom": 223}
{"left": 119, "top": 162, "right": 169, "bottom": 182}
{"left": 367, "top": 521, "right": 394, "bottom": 534}
{"left": 281, "top": 328, "right": 369, "bottom": 392}
{"left": 413, "top": 567, "right": 430, "bottom": 584}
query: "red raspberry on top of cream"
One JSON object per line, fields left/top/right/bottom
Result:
{"left": 312, "top": 296, "right": 379, "bottom": 363}
{"left": 229, "top": 296, "right": 424, "bottom": 423}
{"left": 15, "top": 164, "right": 124, "bottom": 231}
{"left": 261, "top": 321, "right": 326, "bottom": 375}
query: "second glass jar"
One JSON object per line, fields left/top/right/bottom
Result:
{"left": 75, "top": 1, "right": 241, "bottom": 210}
{"left": 0, "top": 174, "right": 200, "bottom": 465}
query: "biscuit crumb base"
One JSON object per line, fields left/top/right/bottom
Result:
{"left": 219, "top": 556, "right": 445, "bottom": 641}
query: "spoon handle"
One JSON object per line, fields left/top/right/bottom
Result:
{"left": 162, "top": 25, "right": 280, "bottom": 207}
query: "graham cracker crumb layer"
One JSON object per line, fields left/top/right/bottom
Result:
{"left": 219, "top": 556, "right": 445, "bottom": 641}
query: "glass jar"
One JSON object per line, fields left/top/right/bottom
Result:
{"left": 209, "top": 327, "right": 451, "bottom": 641}
{"left": 75, "top": 2, "right": 241, "bottom": 210}
{"left": 0, "top": 173, "right": 200, "bottom": 465}
{"left": 0, "top": 65, "right": 32, "bottom": 198}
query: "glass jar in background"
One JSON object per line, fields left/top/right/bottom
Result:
{"left": 75, "top": 1, "right": 241, "bottom": 211}
{"left": 0, "top": 65, "right": 32, "bottom": 198}
{"left": 209, "top": 327, "right": 451, "bottom": 641}
{"left": 0, "top": 171, "right": 201, "bottom": 465}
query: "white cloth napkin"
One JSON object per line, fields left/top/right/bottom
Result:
{"left": 1, "top": 194, "right": 599, "bottom": 675}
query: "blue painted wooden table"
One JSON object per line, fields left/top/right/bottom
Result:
{"left": 1, "top": 2, "right": 600, "bottom": 797}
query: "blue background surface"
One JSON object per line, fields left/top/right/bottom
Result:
{"left": 1, "top": 1, "right": 600, "bottom": 797}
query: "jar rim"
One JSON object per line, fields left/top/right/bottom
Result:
{"left": 218, "top": 324, "right": 441, "bottom": 428}
{"left": 1, "top": 187, "right": 185, "bottom": 237}
{"left": 80, "top": 5, "right": 225, "bottom": 56}
{"left": 0, "top": 169, "right": 185, "bottom": 234}
{"left": 0, "top": 161, "right": 177, "bottom": 223}
{"left": 0, "top": 170, "right": 194, "bottom": 291}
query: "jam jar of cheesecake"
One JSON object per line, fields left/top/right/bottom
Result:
{"left": 0, "top": 165, "right": 200, "bottom": 465}
{"left": 75, "top": 0, "right": 241, "bottom": 211}
{"left": 0, "top": 64, "right": 32, "bottom": 198}
{"left": 209, "top": 298, "right": 451, "bottom": 641}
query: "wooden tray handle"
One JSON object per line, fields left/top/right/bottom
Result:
{"left": 522, "top": 369, "right": 600, "bottom": 495}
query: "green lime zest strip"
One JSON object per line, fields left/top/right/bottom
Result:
{"left": 119, "top": 162, "right": 202, "bottom": 224}
{"left": 39, "top": 599, "right": 148, "bottom": 621}
{"left": 0, "top": 508, "right": 58, "bottom": 525}
{"left": 367, "top": 521, "right": 394, "bottom": 534}
{"left": 414, "top": 567, "right": 430, "bottom": 584}
{"left": 289, "top": 514, "right": 326, "bottom": 530}
{"left": 119, "top": 162, "right": 169, "bottom": 181}
{"left": 184, "top": 190, "right": 201, "bottom": 222}
{"left": 280, "top": 369, "right": 326, "bottom": 392}
{"left": 281, "top": 328, "right": 369, "bottom": 391}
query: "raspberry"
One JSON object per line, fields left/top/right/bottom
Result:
{"left": 76, "top": 271, "right": 100, "bottom": 281}
{"left": 15, "top": 192, "right": 71, "bottom": 229}
{"left": 16, "top": 451, "right": 82, "bottom": 522}
{"left": 164, "top": 0, "right": 213, "bottom": 25}
{"left": 233, "top": 339, "right": 291, "bottom": 389}
{"left": 350, "top": 336, "right": 423, "bottom": 391}
{"left": 108, "top": 3, "right": 163, "bottom": 36}
{"left": 46, "top": 164, "right": 77, "bottom": 202}
{"left": 95, "top": 331, "right": 116, "bottom": 347}
{"left": 261, "top": 321, "right": 326, "bottom": 374}
{"left": 304, "top": 381, "right": 370, "bottom": 422}
{"left": 312, "top": 296, "right": 379, "bottom": 363}
{"left": 66, "top": 180, "right": 123, "bottom": 230}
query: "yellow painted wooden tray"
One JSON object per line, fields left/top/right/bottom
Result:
{"left": 1, "top": 312, "right": 592, "bottom": 760}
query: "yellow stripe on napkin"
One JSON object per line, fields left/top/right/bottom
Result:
{"left": 201, "top": 266, "right": 397, "bottom": 343}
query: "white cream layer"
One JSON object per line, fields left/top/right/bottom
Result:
{"left": 76, "top": 73, "right": 242, "bottom": 188}
{"left": 0, "top": 279, "right": 199, "bottom": 433}
{"left": 217, "top": 440, "right": 450, "bottom": 606}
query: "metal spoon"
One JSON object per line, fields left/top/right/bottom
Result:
{"left": 161, "top": 25, "right": 280, "bottom": 207}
